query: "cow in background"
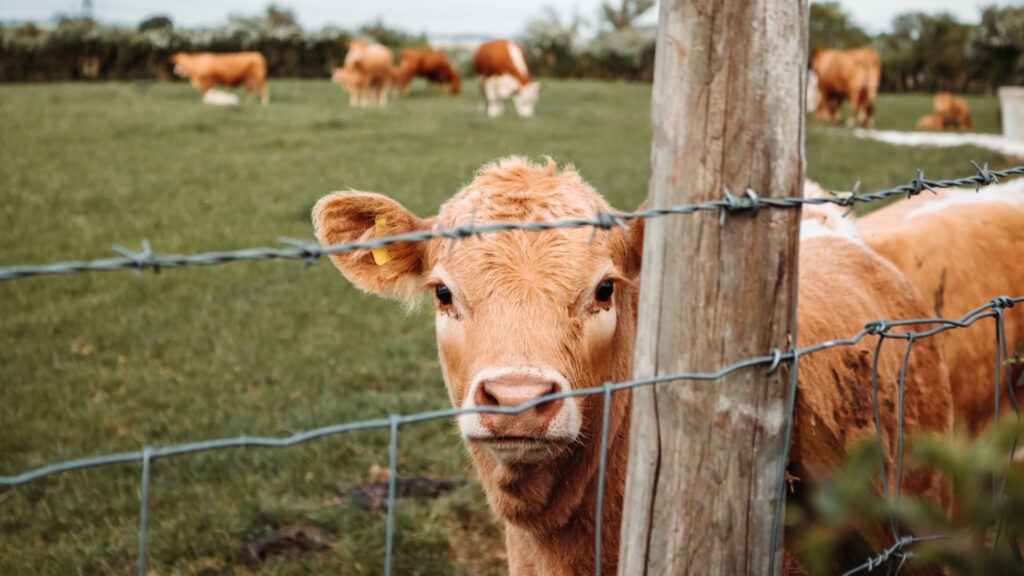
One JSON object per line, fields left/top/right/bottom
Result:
{"left": 170, "top": 52, "right": 268, "bottom": 104}
{"left": 807, "top": 47, "right": 881, "bottom": 127}
{"left": 934, "top": 92, "right": 973, "bottom": 130}
{"left": 472, "top": 40, "right": 542, "bottom": 118}
{"left": 332, "top": 41, "right": 394, "bottom": 107}
{"left": 394, "top": 49, "right": 461, "bottom": 97}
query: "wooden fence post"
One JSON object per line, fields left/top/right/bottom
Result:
{"left": 618, "top": 0, "right": 807, "bottom": 574}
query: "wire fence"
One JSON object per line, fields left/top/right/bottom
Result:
{"left": 0, "top": 161, "right": 1018, "bottom": 282}
{"left": 1, "top": 163, "right": 1022, "bottom": 576}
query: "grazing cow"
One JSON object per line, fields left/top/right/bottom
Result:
{"left": 808, "top": 47, "right": 881, "bottom": 127}
{"left": 472, "top": 40, "right": 542, "bottom": 117}
{"left": 170, "top": 52, "right": 268, "bottom": 105}
{"left": 394, "top": 49, "right": 462, "bottom": 97}
{"left": 934, "top": 92, "right": 973, "bottom": 131}
{"left": 332, "top": 41, "right": 394, "bottom": 107}
{"left": 859, "top": 183, "right": 1024, "bottom": 435}
{"left": 313, "top": 157, "right": 952, "bottom": 575}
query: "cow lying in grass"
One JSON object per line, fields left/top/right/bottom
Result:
{"left": 313, "top": 158, "right": 952, "bottom": 575}
{"left": 170, "top": 52, "right": 268, "bottom": 105}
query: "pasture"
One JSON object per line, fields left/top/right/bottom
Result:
{"left": 0, "top": 79, "right": 1015, "bottom": 575}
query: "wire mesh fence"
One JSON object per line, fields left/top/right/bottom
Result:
{"left": 1, "top": 163, "right": 1022, "bottom": 575}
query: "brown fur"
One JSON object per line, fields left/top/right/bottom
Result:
{"left": 915, "top": 113, "right": 946, "bottom": 131}
{"left": 934, "top": 92, "right": 973, "bottom": 131}
{"left": 333, "top": 42, "right": 394, "bottom": 107}
{"left": 313, "top": 157, "right": 952, "bottom": 575}
{"left": 810, "top": 47, "right": 881, "bottom": 127}
{"left": 395, "top": 49, "right": 461, "bottom": 96}
{"left": 859, "top": 191, "right": 1024, "bottom": 434}
{"left": 169, "top": 52, "right": 268, "bottom": 104}
{"left": 472, "top": 40, "right": 531, "bottom": 86}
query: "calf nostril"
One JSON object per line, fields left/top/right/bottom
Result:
{"left": 476, "top": 382, "right": 500, "bottom": 407}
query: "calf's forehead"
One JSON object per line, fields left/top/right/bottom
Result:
{"left": 422, "top": 158, "right": 631, "bottom": 280}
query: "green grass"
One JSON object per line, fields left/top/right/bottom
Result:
{"left": 0, "top": 79, "right": 1016, "bottom": 575}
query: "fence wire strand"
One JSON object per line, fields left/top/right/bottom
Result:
{"left": 2, "top": 164, "right": 1023, "bottom": 575}
{"left": 0, "top": 163, "right": 1020, "bottom": 282}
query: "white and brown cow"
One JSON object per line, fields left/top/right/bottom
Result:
{"left": 313, "top": 157, "right": 951, "bottom": 575}
{"left": 472, "top": 40, "right": 542, "bottom": 118}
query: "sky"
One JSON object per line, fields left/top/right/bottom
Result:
{"left": 0, "top": 0, "right": 1016, "bottom": 38}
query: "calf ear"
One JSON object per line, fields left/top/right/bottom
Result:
{"left": 313, "top": 192, "right": 433, "bottom": 303}
{"left": 626, "top": 200, "right": 646, "bottom": 277}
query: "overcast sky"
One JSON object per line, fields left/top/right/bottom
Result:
{"left": 0, "top": 0, "right": 1015, "bottom": 37}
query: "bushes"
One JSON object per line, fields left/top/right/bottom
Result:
{"left": 0, "top": 17, "right": 355, "bottom": 82}
{"left": 517, "top": 10, "right": 656, "bottom": 82}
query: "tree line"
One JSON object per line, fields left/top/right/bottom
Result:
{"left": 1, "top": 2, "right": 1022, "bottom": 92}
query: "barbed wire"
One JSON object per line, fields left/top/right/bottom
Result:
{"left": 0, "top": 161, "right": 1018, "bottom": 282}
{"left": 3, "top": 295, "right": 1020, "bottom": 576}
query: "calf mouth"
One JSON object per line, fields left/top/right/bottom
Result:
{"left": 471, "top": 437, "right": 570, "bottom": 465}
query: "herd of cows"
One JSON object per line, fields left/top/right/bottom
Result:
{"left": 167, "top": 42, "right": 974, "bottom": 132}
{"left": 169, "top": 39, "right": 541, "bottom": 117}
{"left": 312, "top": 157, "right": 1023, "bottom": 574}
{"left": 163, "top": 40, "right": 1012, "bottom": 575}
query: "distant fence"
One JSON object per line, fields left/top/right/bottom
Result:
{"left": 1, "top": 162, "right": 1022, "bottom": 576}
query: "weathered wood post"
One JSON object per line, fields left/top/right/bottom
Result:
{"left": 619, "top": 0, "right": 807, "bottom": 574}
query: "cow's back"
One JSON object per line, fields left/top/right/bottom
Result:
{"left": 859, "top": 190, "right": 1024, "bottom": 432}
{"left": 473, "top": 40, "right": 530, "bottom": 85}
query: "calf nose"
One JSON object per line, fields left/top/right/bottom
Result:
{"left": 475, "top": 375, "right": 564, "bottom": 438}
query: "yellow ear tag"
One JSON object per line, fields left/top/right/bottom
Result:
{"left": 371, "top": 215, "right": 394, "bottom": 266}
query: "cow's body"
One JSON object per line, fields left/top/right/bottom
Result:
{"left": 472, "top": 40, "right": 541, "bottom": 117}
{"left": 934, "top": 92, "right": 972, "bottom": 130}
{"left": 170, "top": 52, "right": 268, "bottom": 104}
{"left": 313, "top": 158, "right": 951, "bottom": 575}
{"left": 395, "top": 49, "right": 461, "bottom": 96}
{"left": 333, "top": 42, "right": 394, "bottom": 107}
{"left": 915, "top": 113, "right": 946, "bottom": 131}
{"left": 859, "top": 184, "right": 1024, "bottom": 434}
{"left": 808, "top": 47, "right": 880, "bottom": 127}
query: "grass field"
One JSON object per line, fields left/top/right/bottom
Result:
{"left": 0, "top": 78, "right": 1017, "bottom": 575}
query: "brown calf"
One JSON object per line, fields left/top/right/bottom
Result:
{"left": 314, "top": 157, "right": 952, "bottom": 575}
{"left": 170, "top": 52, "right": 268, "bottom": 104}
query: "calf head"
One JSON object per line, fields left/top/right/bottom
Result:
{"left": 313, "top": 157, "right": 643, "bottom": 531}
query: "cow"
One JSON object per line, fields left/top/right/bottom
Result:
{"left": 472, "top": 40, "right": 542, "bottom": 118}
{"left": 312, "top": 157, "right": 952, "bottom": 575}
{"left": 170, "top": 52, "right": 268, "bottom": 105}
{"left": 807, "top": 47, "right": 881, "bottom": 127}
{"left": 394, "top": 49, "right": 462, "bottom": 97}
{"left": 934, "top": 92, "right": 973, "bottom": 131}
{"left": 915, "top": 113, "right": 946, "bottom": 131}
{"left": 859, "top": 182, "right": 1024, "bottom": 435}
{"left": 332, "top": 41, "right": 394, "bottom": 107}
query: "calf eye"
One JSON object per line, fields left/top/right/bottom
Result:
{"left": 435, "top": 284, "right": 453, "bottom": 306}
{"left": 595, "top": 280, "right": 614, "bottom": 303}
